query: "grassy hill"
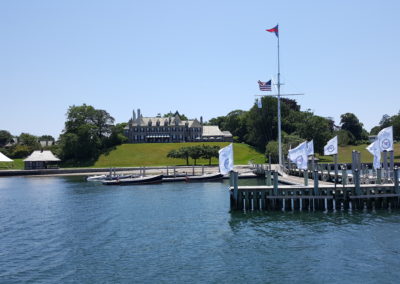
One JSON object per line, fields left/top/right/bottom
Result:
{"left": 0, "top": 159, "right": 24, "bottom": 170}
{"left": 317, "top": 143, "right": 400, "bottom": 163}
{"left": 94, "top": 142, "right": 265, "bottom": 167}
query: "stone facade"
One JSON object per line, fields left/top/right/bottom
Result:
{"left": 124, "top": 109, "right": 203, "bottom": 143}
{"left": 124, "top": 109, "right": 233, "bottom": 144}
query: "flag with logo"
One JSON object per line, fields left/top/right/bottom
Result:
{"left": 258, "top": 80, "right": 272, "bottom": 91}
{"left": 288, "top": 141, "right": 308, "bottom": 170}
{"left": 377, "top": 126, "right": 393, "bottom": 152}
{"left": 366, "top": 140, "right": 381, "bottom": 169}
{"left": 219, "top": 143, "right": 234, "bottom": 174}
{"left": 306, "top": 140, "right": 314, "bottom": 156}
{"left": 324, "top": 136, "right": 338, "bottom": 156}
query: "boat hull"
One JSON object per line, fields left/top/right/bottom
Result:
{"left": 102, "top": 175, "right": 163, "bottom": 186}
{"left": 185, "top": 173, "right": 224, "bottom": 182}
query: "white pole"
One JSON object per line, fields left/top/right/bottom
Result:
{"left": 277, "top": 26, "right": 282, "bottom": 166}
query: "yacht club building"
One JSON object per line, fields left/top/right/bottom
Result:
{"left": 124, "top": 109, "right": 233, "bottom": 143}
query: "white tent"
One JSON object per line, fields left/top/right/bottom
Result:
{"left": 0, "top": 152, "right": 13, "bottom": 162}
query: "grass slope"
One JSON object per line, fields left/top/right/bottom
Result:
{"left": 0, "top": 159, "right": 24, "bottom": 170}
{"left": 94, "top": 142, "right": 265, "bottom": 167}
{"left": 317, "top": 143, "right": 400, "bottom": 163}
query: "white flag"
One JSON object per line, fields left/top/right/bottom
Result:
{"left": 288, "top": 141, "right": 308, "bottom": 170}
{"left": 306, "top": 140, "right": 314, "bottom": 156}
{"left": 219, "top": 143, "right": 234, "bottom": 174}
{"left": 324, "top": 136, "right": 338, "bottom": 156}
{"left": 366, "top": 140, "right": 381, "bottom": 169}
{"left": 377, "top": 126, "right": 393, "bottom": 152}
{"left": 257, "top": 98, "right": 262, "bottom": 109}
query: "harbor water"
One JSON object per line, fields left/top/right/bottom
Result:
{"left": 1, "top": 176, "right": 400, "bottom": 283}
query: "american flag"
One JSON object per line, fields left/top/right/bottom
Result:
{"left": 258, "top": 80, "right": 271, "bottom": 91}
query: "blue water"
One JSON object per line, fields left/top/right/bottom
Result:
{"left": 1, "top": 176, "right": 400, "bottom": 283}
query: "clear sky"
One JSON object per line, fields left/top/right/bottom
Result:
{"left": 1, "top": 0, "right": 399, "bottom": 138}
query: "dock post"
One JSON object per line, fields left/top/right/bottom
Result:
{"left": 202, "top": 165, "right": 205, "bottom": 175}
{"left": 383, "top": 151, "right": 388, "bottom": 181}
{"left": 355, "top": 169, "right": 361, "bottom": 196}
{"left": 304, "top": 170, "right": 308, "bottom": 186}
{"left": 377, "top": 168, "right": 382, "bottom": 184}
{"left": 173, "top": 166, "right": 176, "bottom": 177}
{"left": 192, "top": 166, "right": 195, "bottom": 176}
{"left": 334, "top": 154, "right": 338, "bottom": 188}
{"left": 143, "top": 167, "right": 146, "bottom": 176}
{"left": 342, "top": 165, "right": 347, "bottom": 186}
{"left": 166, "top": 166, "right": 169, "bottom": 176}
{"left": 266, "top": 170, "right": 272, "bottom": 186}
{"left": 390, "top": 151, "right": 394, "bottom": 180}
{"left": 394, "top": 167, "right": 399, "bottom": 194}
{"left": 313, "top": 170, "right": 319, "bottom": 196}
{"left": 313, "top": 170, "right": 319, "bottom": 210}
{"left": 273, "top": 171, "right": 278, "bottom": 196}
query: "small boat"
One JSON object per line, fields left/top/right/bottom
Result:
{"left": 102, "top": 174, "right": 163, "bottom": 186}
{"left": 87, "top": 174, "right": 108, "bottom": 181}
{"left": 87, "top": 174, "right": 137, "bottom": 181}
{"left": 185, "top": 173, "right": 224, "bottom": 182}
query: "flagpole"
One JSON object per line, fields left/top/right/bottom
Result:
{"left": 277, "top": 25, "right": 282, "bottom": 166}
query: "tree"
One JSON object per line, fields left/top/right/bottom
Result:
{"left": 201, "top": 145, "right": 220, "bottom": 165}
{"left": 370, "top": 126, "right": 381, "bottom": 135}
{"left": 166, "top": 147, "right": 190, "bottom": 165}
{"left": 105, "top": 123, "right": 128, "bottom": 148}
{"left": 265, "top": 141, "right": 288, "bottom": 164}
{"left": 340, "top": 113, "right": 363, "bottom": 141}
{"left": 19, "top": 133, "right": 40, "bottom": 149}
{"left": 0, "top": 130, "right": 12, "bottom": 147}
{"left": 11, "top": 145, "right": 31, "bottom": 158}
{"left": 298, "top": 116, "right": 332, "bottom": 155}
{"left": 337, "top": 129, "right": 355, "bottom": 146}
{"left": 163, "top": 111, "right": 188, "bottom": 121}
{"left": 59, "top": 104, "right": 116, "bottom": 163}
{"left": 39, "top": 135, "right": 55, "bottom": 141}
{"left": 188, "top": 146, "right": 202, "bottom": 165}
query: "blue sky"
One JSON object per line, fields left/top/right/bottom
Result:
{"left": 1, "top": 0, "right": 399, "bottom": 138}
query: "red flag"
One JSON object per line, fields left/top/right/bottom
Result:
{"left": 266, "top": 25, "right": 279, "bottom": 37}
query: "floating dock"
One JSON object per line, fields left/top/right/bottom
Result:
{"left": 230, "top": 168, "right": 400, "bottom": 211}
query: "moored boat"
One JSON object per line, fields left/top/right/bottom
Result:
{"left": 185, "top": 173, "right": 224, "bottom": 182}
{"left": 102, "top": 174, "right": 163, "bottom": 185}
{"left": 87, "top": 174, "right": 137, "bottom": 181}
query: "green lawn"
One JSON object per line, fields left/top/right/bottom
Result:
{"left": 0, "top": 159, "right": 24, "bottom": 170}
{"left": 94, "top": 142, "right": 265, "bottom": 167}
{"left": 317, "top": 143, "right": 400, "bottom": 163}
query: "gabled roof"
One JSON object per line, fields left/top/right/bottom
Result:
{"left": 24, "top": 150, "right": 61, "bottom": 162}
{"left": 131, "top": 116, "right": 200, "bottom": 127}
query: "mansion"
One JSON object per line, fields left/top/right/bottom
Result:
{"left": 124, "top": 109, "right": 233, "bottom": 143}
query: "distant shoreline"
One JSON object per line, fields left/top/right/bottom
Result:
{"left": 0, "top": 165, "right": 253, "bottom": 178}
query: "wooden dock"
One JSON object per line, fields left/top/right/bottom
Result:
{"left": 230, "top": 168, "right": 400, "bottom": 211}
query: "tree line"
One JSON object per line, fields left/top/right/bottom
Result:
{"left": 1, "top": 101, "right": 399, "bottom": 164}
{"left": 207, "top": 97, "right": 399, "bottom": 162}
{"left": 167, "top": 145, "right": 220, "bottom": 165}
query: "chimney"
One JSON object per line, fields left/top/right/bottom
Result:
{"left": 200, "top": 116, "right": 203, "bottom": 125}
{"left": 137, "top": 109, "right": 141, "bottom": 118}
{"left": 132, "top": 109, "right": 136, "bottom": 121}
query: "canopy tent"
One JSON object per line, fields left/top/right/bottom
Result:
{"left": 0, "top": 152, "right": 13, "bottom": 162}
